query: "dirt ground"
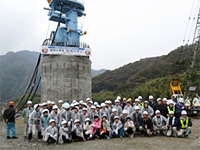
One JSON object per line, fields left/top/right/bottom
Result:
{"left": 0, "top": 117, "right": 200, "bottom": 150}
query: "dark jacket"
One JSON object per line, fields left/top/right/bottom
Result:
{"left": 139, "top": 117, "right": 153, "bottom": 132}
{"left": 3, "top": 106, "right": 15, "bottom": 123}
{"left": 149, "top": 102, "right": 156, "bottom": 112}
{"left": 177, "top": 117, "right": 192, "bottom": 131}
{"left": 175, "top": 104, "right": 185, "bottom": 118}
{"left": 121, "top": 103, "right": 126, "bottom": 110}
{"left": 154, "top": 104, "right": 166, "bottom": 116}
{"left": 167, "top": 116, "right": 177, "bottom": 128}
{"left": 131, "top": 112, "right": 142, "bottom": 128}
{"left": 131, "top": 112, "right": 142, "bottom": 123}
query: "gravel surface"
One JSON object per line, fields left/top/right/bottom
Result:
{"left": 0, "top": 117, "right": 200, "bottom": 150}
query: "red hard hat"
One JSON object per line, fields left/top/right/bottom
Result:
{"left": 9, "top": 101, "right": 15, "bottom": 105}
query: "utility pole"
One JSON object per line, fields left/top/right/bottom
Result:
{"left": 185, "top": 7, "right": 200, "bottom": 98}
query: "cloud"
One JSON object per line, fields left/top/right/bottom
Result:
{"left": 0, "top": 0, "right": 197, "bottom": 70}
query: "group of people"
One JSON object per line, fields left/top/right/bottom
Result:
{"left": 3, "top": 95, "right": 193, "bottom": 145}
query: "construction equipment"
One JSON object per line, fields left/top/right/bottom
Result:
{"left": 170, "top": 79, "right": 200, "bottom": 115}
{"left": 170, "top": 79, "right": 183, "bottom": 103}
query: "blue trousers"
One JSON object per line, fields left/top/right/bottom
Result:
{"left": 112, "top": 127, "right": 123, "bottom": 137}
{"left": 6, "top": 122, "right": 16, "bottom": 137}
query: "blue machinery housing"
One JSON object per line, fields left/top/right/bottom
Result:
{"left": 46, "top": 0, "right": 87, "bottom": 47}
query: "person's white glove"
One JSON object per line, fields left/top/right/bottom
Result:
{"left": 92, "top": 124, "right": 95, "bottom": 127}
{"left": 100, "top": 131, "right": 104, "bottom": 135}
{"left": 89, "top": 134, "right": 93, "bottom": 138}
{"left": 115, "top": 130, "right": 118, "bottom": 135}
{"left": 124, "top": 128, "right": 127, "bottom": 131}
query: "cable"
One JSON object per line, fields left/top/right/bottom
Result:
{"left": 187, "top": 0, "right": 200, "bottom": 43}
{"left": 15, "top": 76, "right": 41, "bottom": 115}
{"left": 6, "top": 88, "right": 26, "bottom": 102}
{"left": 15, "top": 54, "right": 41, "bottom": 109}
{"left": 46, "top": 21, "right": 51, "bottom": 39}
{"left": 183, "top": 0, "right": 196, "bottom": 44}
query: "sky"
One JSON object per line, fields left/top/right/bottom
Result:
{"left": 0, "top": 0, "right": 199, "bottom": 70}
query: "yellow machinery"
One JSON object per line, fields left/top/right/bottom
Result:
{"left": 170, "top": 79, "right": 183, "bottom": 103}
{"left": 170, "top": 79, "right": 183, "bottom": 97}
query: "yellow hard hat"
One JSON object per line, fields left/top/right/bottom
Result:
{"left": 128, "top": 98, "right": 132, "bottom": 101}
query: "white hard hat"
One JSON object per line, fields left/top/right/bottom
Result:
{"left": 39, "top": 103, "right": 42, "bottom": 107}
{"left": 88, "top": 100, "right": 93, "bottom": 104}
{"left": 61, "top": 120, "right": 67, "bottom": 125}
{"left": 155, "top": 110, "right": 161, "bottom": 114}
{"left": 122, "top": 110, "right": 128, "bottom": 114}
{"left": 163, "top": 98, "right": 167, "bottom": 102}
{"left": 42, "top": 102, "right": 47, "bottom": 106}
{"left": 86, "top": 98, "right": 91, "bottom": 101}
{"left": 96, "top": 105, "right": 101, "bottom": 108}
{"left": 42, "top": 109, "right": 49, "bottom": 114}
{"left": 149, "top": 95, "right": 154, "bottom": 99}
{"left": 49, "top": 119, "right": 55, "bottom": 124}
{"left": 52, "top": 105, "right": 58, "bottom": 109}
{"left": 72, "top": 100, "right": 76, "bottom": 104}
{"left": 94, "top": 102, "right": 98, "bottom": 106}
{"left": 91, "top": 105, "right": 96, "bottom": 109}
{"left": 144, "top": 101, "right": 149, "bottom": 104}
{"left": 135, "top": 106, "right": 140, "bottom": 110}
{"left": 74, "top": 119, "right": 80, "bottom": 124}
{"left": 79, "top": 100, "right": 83, "bottom": 104}
{"left": 112, "top": 108, "right": 117, "bottom": 112}
{"left": 27, "top": 101, "right": 32, "bottom": 105}
{"left": 108, "top": 100, "right": 112, "bottom": 104}
{"left": 114, "top": 116, "right": 120, "bottom": 120}
{"left": 143, "top": 111, "right": 148, "bottom": 115}
{"left": 34, "top": 104, "right": 39, "bottom": 110}
{"left": 47, "top": 100, "right": 51, "bottom": 104}
{"left": 105, "top": 100, "right": 109, "bottom": 104}
{"left": 126, "top": 116, "right": 131, "bottom": 120}
{"left": 58, "top": 100, "right": 63, "bottom": 103}
{"left": 157, "top": 98, "right": 162, "bottom": 102}
{"left": 51, "top": 101, "right": 55, "bottom": 105}
{"left": 101, "top": 103, "right": 106, "bottom": 107}
{"left": 115, "top": 99, "right": 120, "bottom": 103}
{"left": 82, "top": 103, "right": 87, "bottom": 107}
{"left": 82, "top": 108, "right": 88, "bottom": 111}
{"left": 169, "top": 101, "right": 174, "bottom": 105}
{"left": 102, "top": 114, "right": 107, "bottom": 118}
{"left": 126, "top": 100, "right": 131, "bottom": 103}
{"left": 70, "top": 103, "right": 75, "bottom": 107}
{"left": 85, "top": 118, "right": 91, "bottom": 122}
{"left": 179, "top": 98, "right": 184, "bottom": 103}
{"left": 181, "top": 110, "right": 187, "bottom": 115}
{"left": 169, "top": 111, "right": 174, "bottom": 115}
{"left": 63, "top": 103, "right": 70, "bottom": 109}
{"left": 117, "top": 96, "right": 121, "bottom": 100}
{"left": 74, "top": 106, "right": 79, "bottom": 110}
{"left": 138, "top": 96, "right": 143, "bottom": 99}
{"left": 74, "top": 102, "right": 79, "bottom": 106}
{"left": 135, "top": 99, "right": 139, "bottom": 102}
